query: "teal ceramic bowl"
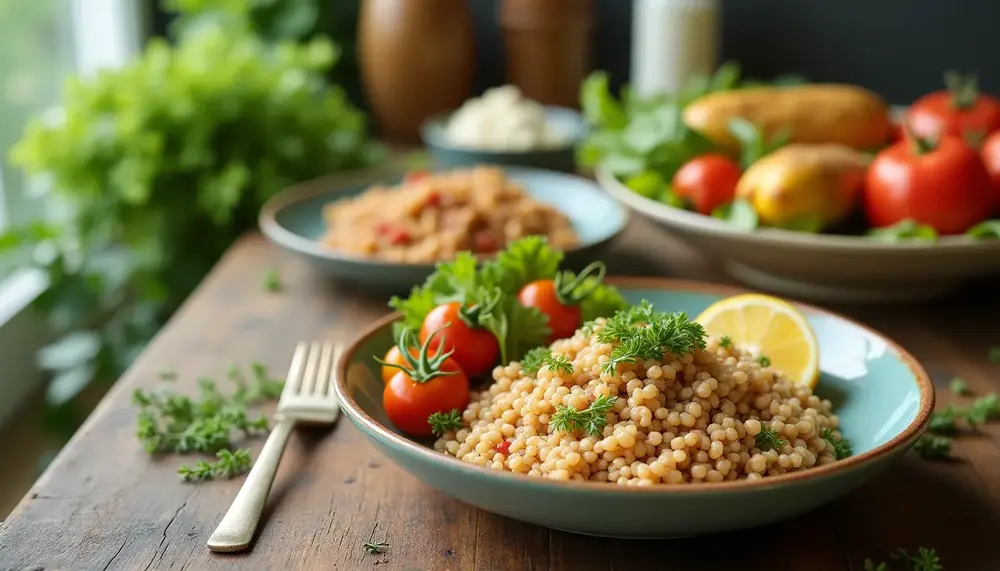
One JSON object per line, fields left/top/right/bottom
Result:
{"left": 420, "top": 107, "right": 586, "bottom": 173}
{"left": 334, "top": 278, "right": 933, "bottom": 538}
{"left": 259, "top": 166, "right": 627, "bottom": 294}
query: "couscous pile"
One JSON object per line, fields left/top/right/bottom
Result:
{"left": 433, "top": 307, "right": 846, "bottom": 485}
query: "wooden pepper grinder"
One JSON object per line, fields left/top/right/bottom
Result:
{"left": 500, "top": 0, "right": 595, "bottom": 109}
{"left": 358, "top": 0, "right": 476, "bottom": 142}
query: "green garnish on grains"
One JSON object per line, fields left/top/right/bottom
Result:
{"left": 263, "top": 268, "right": 282, "bottom": 292}
{"left": 389, "top": 237, "right": 627, "bottom": 364}
{"left": 550, "top": 394, "right": 618, "bottom": 437}
{"left": 758, "top": 355, "right": 771, "bottom": 367}
{"left": 719, "top": 336, "right": 732, "bottom": 348}
{"left": 755, "top": 424, "right": 785, "bottom": 452}
{"left": 427, "top": 409, "right": 463, "bottom": 437}
{"left": 520, "top": 347, "right": 573, "bottom": 375}
{"left": 821, "top": 428, "right": 853, "bottom": 460}
{"left": 595, "top": 301, "right": 707, "bottom": 376}
{"left": 178, "top": 448, "right": 252, "bottom": 482}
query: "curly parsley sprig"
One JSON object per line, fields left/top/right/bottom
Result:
{"left": 550, "top": 394, "right": 618, "bottom": 437}
{"left": 596, "top": 301, "right": 707, "bottom": 376}
{"left": 428, "top": 409, "right": 463, "bottom": 436}
{"left": 520, "top": 347, "right": 574, "bottom": 375}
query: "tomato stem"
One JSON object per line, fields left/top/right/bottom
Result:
{"left": 902, "top": 123, "right": 937, "bottom": 156}
{"left": 374, "top": 325, "right": 458, "bottom": 384}
{"left": 553, "top": 262, "right": 607, "bottom": 306}
{"left": 945, "top": 71, "right": 979, "bottom": 110}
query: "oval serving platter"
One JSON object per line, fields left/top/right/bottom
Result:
{"left": 260, "top": 166, "right": 628, "bottom": 294}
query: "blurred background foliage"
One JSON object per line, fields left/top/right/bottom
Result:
{"left": 0, "top": 0, "right": 373, "bottom": 445}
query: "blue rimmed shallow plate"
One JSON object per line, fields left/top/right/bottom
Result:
{"left": 334, "top": 278, "right": 933, "bottom": 538}
{"left": 259, "top": 166, "right": 628, "bottom": 294}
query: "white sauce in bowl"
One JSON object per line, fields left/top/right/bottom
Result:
{"left": 445, "top": 85, "right": 571, "bottom": 152}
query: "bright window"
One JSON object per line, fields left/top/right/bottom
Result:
{"left": 0, "top": 0, "right": 141, "bottom": 284}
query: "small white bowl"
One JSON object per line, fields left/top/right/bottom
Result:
{"left": 597, "top": 165, "right": 1000, "bottom": 304}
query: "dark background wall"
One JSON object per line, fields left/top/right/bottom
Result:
{"left": 154, "top": 0, "right": 1000, "bottom": 107}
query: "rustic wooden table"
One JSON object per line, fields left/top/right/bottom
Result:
{"left": 1, "top": 221, "right": 999, "bottom": 571}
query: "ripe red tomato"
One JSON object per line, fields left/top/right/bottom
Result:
{"left": 381, "top": 329, "right": 469, "bottom": 437}
{"left": 671, "top": 154, "right": 742, "bottom": 215}
{"left": 420, "top": 302, "right": 499, "bottom": 377}
{"left": 517, "top": 262, "right": 607, "bottom": 342}
{"left": 864, "top": 135, "right": 995, "bottom": 234}
{"left": 981, "top": 130, "right": 1000, "bottom": 201}
{"left": 907, "top": 74, "right": 1000, "bottom": 142}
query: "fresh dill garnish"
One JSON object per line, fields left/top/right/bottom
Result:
{"left": 719, "top": 335, "right": 732, "bottom": 348}
{"left": 821, "top": 428, "right": 852, "bottom": 460}
{"left": 550, "top": 394, "right": 618, "bottom": 437}
{"left": 177, "top": 448, "right": 252, "bottom": 482}
{"left": 755, "top": 423, "right": 785, "bottom": 452}
{"left": 962, "top": 392, "right": 1000, "bottom": 426}
{"left": 948, "top": 377, "right": 969, "bottom": 396}
{"left": 891, "top": 547, "right": 943, "bottom": 571}
{"left": 914, "top": 433, "right": 952, "bottom": 459}
{"left": 428, "top": 409, "right": 463, "bottom": 436}
{"left": 520, "top": 347, "right": 573, "bottom": 375}
{"left": 758, "top": 355, "right": 771, "bottom": 367}
{"left": 927, "top": 406, "right": 960, "bottom": 435}
{"left": 363, "top": 540, "right": 389, "bottom": 555}
{"left": 596, "top": 301, "right": 706, "bottom": 376}
{"left": 133, "top": 364, "right": 282, "bottom": 478}
{"left": 263, "top": 268, "right": 282, "bottom": 292}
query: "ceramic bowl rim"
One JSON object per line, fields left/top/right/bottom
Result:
{"left": 597, "top": 165, "right": 1000, "bottom": 254}
{"left": 419, "top": 106, "right": 586, "bottom": 155}
{"left": 259, "top": 165, "right": 629, "bottom": 270}
{"left": 334, "top": 276, "right": 935, "bottom": 494}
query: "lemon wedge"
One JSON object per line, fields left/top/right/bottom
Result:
{"left": 695, "top": 294, "right": 820, "bottom": 388}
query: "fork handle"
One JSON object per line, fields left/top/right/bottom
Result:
{"left": 207, "top": 419, "right": 295, "bottom": 552}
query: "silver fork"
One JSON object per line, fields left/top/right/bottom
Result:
{"left": 207, "top": 341, "right": 342, "bottom": 553}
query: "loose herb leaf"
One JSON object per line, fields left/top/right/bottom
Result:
{"left": 927, "top": 406, "right": 960, "bottom": 435}
{"left": 550, "top": 394, "right": 618, "bottom": 437}
{"left": 868, "top": 219, "right": 938, "bottom": 243}
{"left": 263, "top": 269, "right": 282, "bottom": 292}
{"left": 719, "top": 335, "right": 732, "bottom": 348}
{"left": 967, "top": 219, "right": 1000, "bottom": 239}
{"left": 948, "top": 377, "right": 969, "bottom": 396}
{"left": 711, "top": 199, "right": 759, "bottom": 231}
{"left": 821, "top": 428, "right": 853, "bottom": 460}
{"left": 758, "top": 355, "right": 771, "bottom": 367}
{"left": 891, "top": 547, "right": 943, "bottom": 571}
{"left": 962, "top": 393, "right": 1000, "bottom": 426}
{"left": 990, "top": 347, "right": 1000, "bottom": 363}
{"left": 755, "top": 423, "right": 785, "bottom": 452}
{"left": 914, "top": 433, "right": 952, "bottom": 459}
{"left": 428, "top": 409, "right": 463, "bottom": 437}
{"left": 178, "top": 448, "right": 252, "bottom": 482}
{"left": 597, "top": 302, "right": 707, "bottom": 376}
{"left": 363, "top": 540, "right": 389, "bottom": 555}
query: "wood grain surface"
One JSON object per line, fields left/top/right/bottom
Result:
{"left": 1, "top": 219, "right": 999, "bottom": 571}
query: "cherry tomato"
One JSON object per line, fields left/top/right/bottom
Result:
{"left": 980, "top": 130, "right": 1000, "bottom": 202}
{"left": 380, "top": 327, "right": 469, "bottom": 437}
{"left": 404, "top": 170, "right": 430, "bottom": 184}
{"left": 907, "top": 73, "right": 1000, "bottom": 142}
{"left": 517, "top": 261, "right": 607, "bottom": 342}
{"left": 379, "top": 345, "right": 422, "bottom": 384}
{"left": 864, "top": 134, "right": 995, "bottom": 234}
{"left": 671, "top": 154, "right": 743, "bottom": 215}
{"left": 420, "top": 302, "right": 499, "bottom": 377}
